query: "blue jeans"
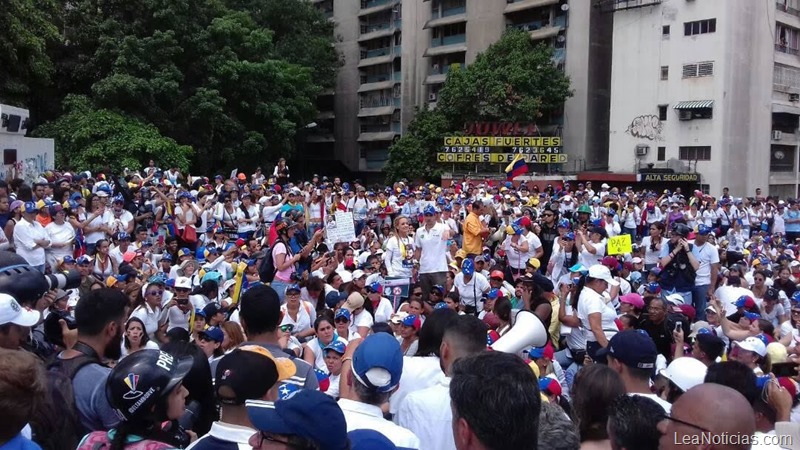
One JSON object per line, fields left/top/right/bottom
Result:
{"left": 271, "top": 279, "right": 290, "bottom": 304}
{"left": 623, "top": 227, "right": 637, "bottom": 242}
{"left": 692, "top": 284, "right": 710, "bottom": 320}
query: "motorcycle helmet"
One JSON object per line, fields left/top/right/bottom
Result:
{"left": 106, "top": 350, "right": 193, "bottom": 422}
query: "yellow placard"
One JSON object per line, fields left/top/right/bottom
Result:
{"left": 436, "top": 153, "right": 568, "bottom": 164}
{"left": 443, "top": 136, "right": 562, "bottom": 147}
{"left": 607, "top": 234, "right": 632, "bottom": 255}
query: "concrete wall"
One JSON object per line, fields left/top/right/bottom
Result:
{"left": 333, "top": 0, "right": 363, "bottom": 171}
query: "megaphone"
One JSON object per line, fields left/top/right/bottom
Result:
{"left": 491, "top": 310, "right": 548, "bottom": 354}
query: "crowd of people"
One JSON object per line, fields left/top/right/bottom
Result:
{"left": 4, "top": 163, "right": 800, "bottom": 449}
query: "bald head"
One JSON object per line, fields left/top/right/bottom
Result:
{"left": 661, "top": 383, "right": 755, "bottom": 450}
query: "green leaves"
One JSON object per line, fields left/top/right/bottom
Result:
{"left": 385, "top": 29, "right": 572, "bottom": 182}
{"left": 33, "top": 95, "right": 192, "bottom": 174}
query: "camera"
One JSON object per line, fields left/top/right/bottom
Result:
{"left": 0, "top": 252, "right": 81, "bottom": 305}
{"left": 177, "top": 298, "right": 189, "bottom": 305}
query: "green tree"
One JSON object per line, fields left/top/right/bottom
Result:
{"left": 36, "top": 0, "right": 338, "bottom": 173}
{"left": 0, "top": 0, "right": 60, "bottom": 105}
{"left": 385, "top": 29, "right": 572, "bottom": 182}
{"left": 33, "top": 95, "right": 192, "bottom": 174}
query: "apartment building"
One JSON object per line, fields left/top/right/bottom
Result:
{"left": 607, "top": 0, "right": 800, "bottom": 197}
{"left": 307, "top": 0, "right": 612, "bottom": 176}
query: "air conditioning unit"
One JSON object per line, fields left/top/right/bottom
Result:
{"left": 678, "top": 110, "right": 693, "bottom": 121}
{"left": 791, "top": 93, "right": 800, "bottom": 102}
{"left": 773, "top": 130, "right": 783, "bottom": 140}
{"left": 428, "top": 93, "right": 437, "bottom": 102}
{"left": 635, "top": 145, "right": 649, "bottom": 156}
{"left": 0, "top": 104, "right": 30, "bottom": 135}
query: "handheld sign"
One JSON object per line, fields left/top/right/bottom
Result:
{"left": 607, "top": 234, "right": 632, "bottom": 255}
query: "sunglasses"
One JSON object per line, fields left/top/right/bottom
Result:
{"left": 334, "top": 317, "right": 349, "bottom": 324}
{"left": 412, "top": 292, "right": 423, "bottom": 297}
{"left": 658, "top": 413, "right": 711, "bottom": 433}
{"left": 146, "top": 290, "right": 163, "bottom": 297}
{"left": 175, "top": 288, "right": 190, "bottom": 293}
{"left": 279, "top": 324, "right": 295, "bottom": 333}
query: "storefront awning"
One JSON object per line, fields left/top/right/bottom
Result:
{"left": 673, "top": 100, "right": 714, "bottom": 110}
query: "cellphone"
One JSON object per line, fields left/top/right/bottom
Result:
{"left": 772, "top": 362, "right": 799, "bottom": 377}
{"left": 674, "top": 322, "right": 682, "bottom": 332}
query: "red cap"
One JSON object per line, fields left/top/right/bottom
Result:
{"left": 235, "top": 238, "right": 245, "bottom": 247}
{"left": 519, "top": 216, "right": 532, "bottom": 228}
{"left": 490, "top": 270, "right": 505, "bottom": 280}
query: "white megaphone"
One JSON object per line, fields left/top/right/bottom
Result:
{"left": 491, "top": 310, "right": 548, "bottom": 354}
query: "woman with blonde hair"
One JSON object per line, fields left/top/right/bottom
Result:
{"left": 221, "top": 321, "right": 245, "bottom": 352}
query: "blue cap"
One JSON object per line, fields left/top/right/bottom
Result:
{"left": 511, "top": 223, "right": 524, "bottom": 235}
{"left": 461, "top": 259, "right": 475, "bottom": 276}
{"left": 160, "top": 253, "right": 173, "bottom": 262}
{"left": 485, "top": 288, "right": 501, "bottom": 300}
{"left": 178, "top": 248, "right": 192, "bottom": 257}
{"left": 69, "top": 192, "right": 83, "bottom": 201}
{"left": 529, "top": 347, "right": 545, "bottom": 359}
{"left": 166, "top": 279, "right": 176, "bottom": 287}
{"left": 366, "top": 282, "right": 383, "bottom": 294}
{"left": 645, "top": 282, "right": 661, "bottom": 293}
{"left": 649, "top": 267, "right": 662, "bottom": 276}
{"left": 199, "top": 326, "right": 224, "bottom": 342}
{"left": 324, "top": 340, "right": 347, "bottom": 355}
{"left": 246, "top": 390, "right": 348, "bottom": 450}
{"left": 401, "top": 314, "right": 421, "bottom": 329}
{"left": 557, "top": 218, "right": 571, "bottom": 229}
{"left": 563, "top": 232, "right": 575, "bottom": 241}
{"left": 62, "top": 256, "right": 75, "bottom": 264}
{"left": 697, "top": 224, "right": 713, "bottom": 235}
{"left": 433, "top": 302, "right": 449, "bottom": 310}
{"left": 568, "top": 263, "right": 588, "bottom": 273}
{"left": 352, "top": 333, "right": 403, "bottom": 393}
{"left": 325, "top": 291, "right": 348, "bottom": 309}
{"left": 23, "top": 202, "right": 37, "bottom": 214}
{"left": 194, "top": 308, "right": 207, "bottom": 318}
{"left": 201, "top": 271, "right": 222, "bottom": 284}
{"left": 334, "top": 308, "right": 351, "bottom": 322}
{"left": 112, "top": 194, "right": 124, "bottom": 204}
{"left": 115, "top": 232, "right": 130, "bottom": 241}
{"left": 604, "top": 330, "right": 657, "bottom": 370}
{"left": 792, "top": 291, "right": 800, "bottom": 303}
{"left": 743, "top": 311, "right": 761, "bottom": 321}
{"left": 285, "top": 284, "right": 301, "bottom": 294}
{"left": 423, "top": 205, "right": 436, "bottom": 216}
{"left": 348, "top": 429, "right": 398, "bottom": 450}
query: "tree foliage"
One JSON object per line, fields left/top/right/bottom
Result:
{"left": 33, "top": 95, "right": 192, "bottom": 174}
{"left": 0, "top": 0, "right": 60, "bottom": 105}
{"left": 385, "top": 30, "right": 572, "bottom": 182}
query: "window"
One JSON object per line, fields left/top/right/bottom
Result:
{"left": 771, "top": 145, "right": 795, "bottom": 172}
{"left": 776, "top": 25, "right": 800, "bottom": 54}
{"left": 679, "top": 146, "right": 711, "bottom": 161}
{"left": 682, "top": 62, "right": 714, "bottom": 78}
{"left": 662, "top": 25, "right": 670, "bottom": 38}
{"left": 658, "top": 105, "right": 668, "bottom": 121}
{"left": 657, "top": 146, "right": 666, "bottom": 161}
{"left": 774, "top": 63, "right": 800, "bottom": 92}
{"left": 660, "top": 66, "right": 669, "bottom": 80}
{"left": 684, "top": 19, "right": 716, "bottom": 36}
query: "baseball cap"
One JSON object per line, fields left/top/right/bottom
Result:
{"left": 539, "top": 377, "right": 562, "bottom": 397}
{"left": 202, "top": 302, "right": 227, "bottom": 318}
{"left": 644, "top": 282, "right": 661, "bottom": 294}
{"left": 400, "top": 314, "right": 422, "bottom": 330}
{"left": 366, "top": 282, "right": 382, "bottom": 294}
{"left": 174, "top": 277, "right": 191, "bottom": 290}
{"left": 689, "top": 320, "right": 710, "bottom": 338}
{"left": 665, "top": 293, "right": 684, "bottom": 306}
{"left": 324, "top": 341, "right": 347, "bottom": 355}
{"left": 325, "top": 291, "right": 348, "bottom": 309}
{"left": 605, "top": 330, "right": 657, "bottom": 370}
{"left": 735, "top": 295, "right": 756, "bottom": 309}
{"left": 461, "top": 258, "right": 475, "bottom": 276}
{"left": 490, "top": 270, "right": 505, "bottom": 280}
{"left": 199, "top": 326, "right": 224, "bottom": 343}
{"left": 587, "top": 265, "right": 620, "bottom": 286}
{"left": 528, "top": 342, "right": 554, "bottom": 361}
{"left": 178, "top": 247, "right": 192, "bottom": 258}
{"left": 390, "top": 311, "right": 409, "bottom": 324}
{"left": 659, "top": 357, "right": 707, "bottom": 392}
{"left": 284, "top": 284, "right": 301, "bottom": 295}
{"left": 0, "top": 293, "right": 40, "bottom": 327}
{"left": 344, "top": 292, "right": 365, "bottom": 312}
{"left": 351, "top": 333, "right": 403, "bottom": 393}
{"left": 619, "top": 293, "right": 645, "bottom": 309}
{"left": 194, "top": 308, "right": 207, "bottom": 319}
{"left": 216, "top": 345, "right": 296, "bottom": 405}
{"left": 334, "top": 308, "right": 351, "bottom": 322}
{"left": 246, "top": 390, "right": 348, "bottom": 450}
{"left": 337, "top": 270, "right": 353, "bottom": 284}
{"left": 23, "top": 202, "right": 38, "bottom": 214}
{"left": 734, "top": 336, "right": 767, "bottom": 357}
{"left": 122, "top": 251, "right": 138, "bottom": 263}
{"left": 348, "top": 429, "right": 398, "bottom": 450}
{"left": 352, "top": 269, "right": 366, "bottom": 280}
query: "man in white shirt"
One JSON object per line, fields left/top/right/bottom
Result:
{"left": 338, "top": 333, "right": 420, "bottom": 449}
{"left": 602, "top": 330, "right": 673, "bottom": 413}
{"left": 691, "top": 225, "right": 720, "bottom": 321}
{"left": 397, "top": 315, "right": 486, "bottom": 450}
{"left": 163, "top": 276, "right": 193, "bottom": 331}
{"left": 415, "top": 205, "right": 450, "bottom": 305}
{"left": 13, "top": 202, "right": 49, "bottom": 272}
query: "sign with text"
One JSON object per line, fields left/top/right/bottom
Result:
{"left": 637, "top": 173, "right": 700, "bottom": 183}
{"left": 328, "top": 211, "right": 357, "bottom": 244}
{"left": 607, "top": 234, "right": 633, "bottom": 255}
{"left": 437, "top": 153, "right": 568, "bottom": 164}
{"left": 383, "top": 277, "right": 410, "bottom": 310}
{"left": 443, "top": 136, "right": 562, "bottom": 148}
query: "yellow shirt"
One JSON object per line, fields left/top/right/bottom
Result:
{"left": 462, "top": 212, "right": 483, "bottom": 255}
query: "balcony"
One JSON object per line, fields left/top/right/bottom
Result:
{"left": 777, "top": 1, "right": 800, "bottom": 18}
{"left": 508, "top": 15, "right": 566, "bottom": 40}
{"left": 358, "top": 97, "right": 400, "bottom": 117}
{"left": 424, "top": 63, "right": 465, "bottom": 85}
{"left": 358, "top": 47, "right": 400, "bottom": 67}
{"left": 776, "top": 43, "right": 800, "bottom": 56}
{"left": 553, "top": 48, "right": 565, "bottom": 63}
{"left": 425, "top": 6, "right": 467, "bottom": 29}
{"left": 358, "top": 123, "right": 401, "bottom": 141}
{"left": 359, "top": 0, "right": 399, "bottom": 17}
{"left": 358, "top": 20, "right": 402, "bottom": 42}
{"left": 595, "top": 0, "right": 662, "bottom": 13}
{"left": 504, "top": 0, "right": 558, "bottom": 15}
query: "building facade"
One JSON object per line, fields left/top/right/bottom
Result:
{"left": 607, "top": 0, "right": 800, "bottom": 197}
{"left": 307, "top": 0, "right": 612, "bottom": 177}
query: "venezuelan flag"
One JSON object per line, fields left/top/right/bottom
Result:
{"left": 504, "top": 154, "right": 528, "bottom": 180}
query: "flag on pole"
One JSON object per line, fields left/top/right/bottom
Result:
{"left": 504, "top": 154, "right": 528, "bottom": 180}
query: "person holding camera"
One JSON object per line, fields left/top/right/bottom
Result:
{"left": 658, "top": 223, "right": 699, "bottom": 306}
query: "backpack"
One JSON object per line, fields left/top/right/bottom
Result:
{"left": 32, "top": 354, "right": 101, "bottom": 450}
{"left": 259, "top": 244, "right": 278, "bottom": 283}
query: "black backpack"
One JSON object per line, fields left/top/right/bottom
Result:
{"left": 259, "top": 245, "right": 278, "bottom": 283}
{"left": 31, "top": 354, "right": 101, "bottom": 450}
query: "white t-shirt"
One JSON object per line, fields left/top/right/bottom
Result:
{"left": 306, "top": 335, "right": 348, "bottom": 372}
{"left": 453, "top": 272, "right": 490, "bottom": 311}
{"left": 106, "top": 209, "right": 134, "bottom": 235}
{"left": 349, "top": 309, "right": 374, "bottom": 335}
{"left": 524, "top": 231, "right": 542, "bottom": 261}
{"left": 280, "top": 302, "right": 317, "bottom": 336}
{"left": 577, "top": 288, "right": 618, "bottom": 342}
{"left": 579, "top": 241, "right": 606, "bottom": 268}
{"left": 414, "top": 223, "right": 449, "bottom": 274}
{"left": 370, "top": 297, "right": 395, "bottom": 324}
{"left": 45, "top": 221, "right": 75, "bottom": 258}
{"left": 384, "top": 235, "right": 414, "bottom": 278}
{"left": 691, "top": 241, "right": 719, "bottom": 286}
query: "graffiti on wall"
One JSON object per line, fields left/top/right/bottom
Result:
{"left": 0, "top": 152, "right": 50, "bottom": 184}
{"left": 625, "top": 115, "right": 663, "bottom": 141}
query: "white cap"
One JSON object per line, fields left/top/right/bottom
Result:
{"left": 734, "top": 336, "right": 767, "bottom": 357}
{"left": 659, "top": 357, "right": 708, "bottom": 392}
{"left": 631, "top": 257, "right": 643, "bottom": 264}
{"left": 587, "top": 265, "right": 619, "bottom": 286}
{"left": 174, "top": 277, "right": 192, "bottom": 290}
{"left": 0, "top": 293, "right": 41, "bottom": 327}
{"left": 352, "top": 269, "right": 366, "bottom": 280}
{"left": 665, "top": 293, "right": 685, "bottom": 306}
{"left": 337, "top": 270, "right": 353, "bottom": 284}
{"left": 689, "top": 321, "right": 710, "bottom": 338}
{"left": 601, "top": 183, "right": 610, "bottom": 189}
